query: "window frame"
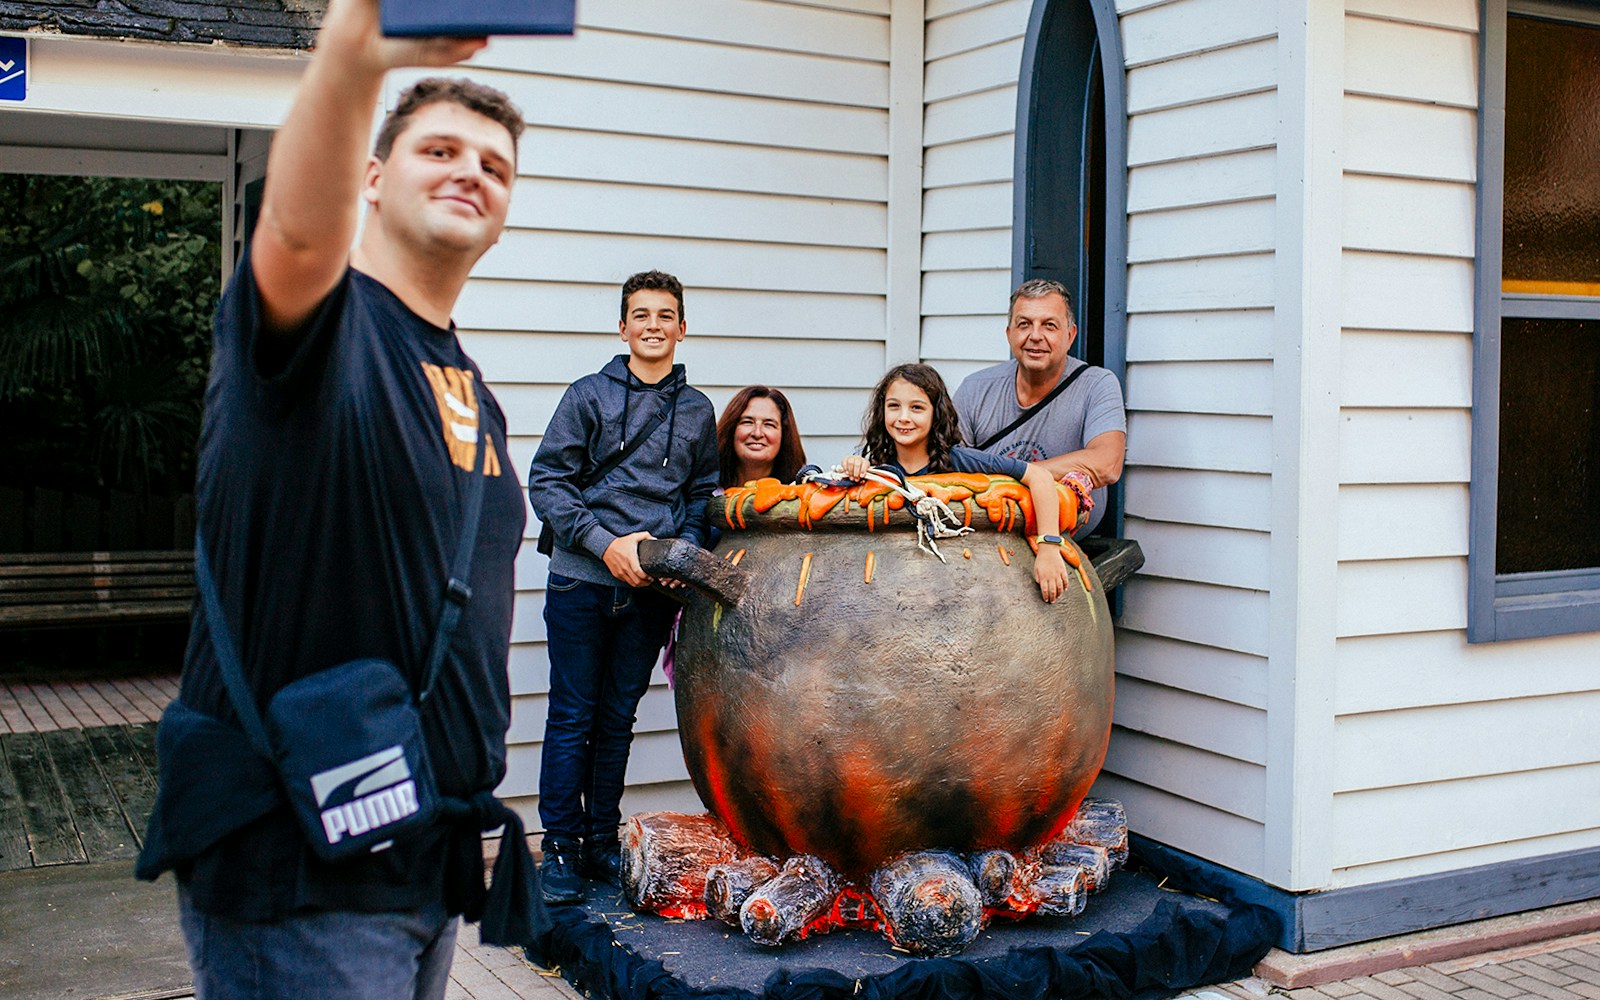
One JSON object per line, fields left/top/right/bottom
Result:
{"left": 1469, "top": 0, "right": 1600, "bottom": 642}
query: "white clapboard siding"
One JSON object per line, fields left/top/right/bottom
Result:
{"left": 1333, "top": 631, "right": 1600, "bottom": 716}
{"left": 1334, "top": 558, "right": 1466, "bottom": 637}
{"left": 1334, "top": 691, "right": 1600, "bottom": 793}
{"left": 1345, "top": 0, "right": 1477, "bottom": 32}
{"left": 1342, "top": 251, "right": 1475, "bottom": 332}
{"left": 456, "top": 286, "right": 886, "bottom": 340}
{"left": 1342, "top": 176, "right": 1476, "bottom": 258}
{"left": 925, "top": 38, "right": 1026, "bottom": 104}
{"left": 1127, "top": 148, "right": 1278, "bottom": 213}
{"left": 1126, "top": 91, "right": 1277, "bottom": 166}
{"left": 505, "top": 180, "right": 888, "bottom": 249}
{"left": 1124, "top": 360, "right": 1273, "bottom": 415}
{"left": 1340, "top": 331, "right": 1473, "bottom": 408}
{"left": 1126, "top": 412, "right": 1274, "bottom": 474}
{"left": 1329, "top": 764, "right": 1600, "bottom": 881}
{"left": 1123, "top": 518, "right": 1271, "bottom": 591}
{"left": 1124, "top": 468, "right": 1272, "bottom": 531}
{"left": 1118, "top": 0, "right": 1277, "bottom": 67}
{"left": 1126, "top": 36, "right": 1277, "bottom": 114}
{"left": 922, "top": 228, "right": 1013, "bottom": 273}
{"left": 517, "top": 127, "right": 888, "bottom": 200}
{"left": 1125, "top": 309, "right": 1275, "bottom": 362}
{"left": 1119, "top": 577, "right": 1271, "bottom": 656}
{"left": 1345, "top": 15, "right": 1477, "bottom": 108}
{"left": 1331, "top": 827, "right": 1600, "bottom": 890}
{"left": 1337, "top": 409, "right": 1471, "bottom": 485}
{"left": 1113, "top": 631, "right": 1269, "bottom": 710}
{"left": 460, "top": 2, "right": 896, "bottom": 831}
{"left": 1336, "top": 484, "right": 1468, "bottom": 562}
{"left": 924, "top": 134, "right": 1015, "bottom": 188}
{"left": 1127, "top": 198, "right": 1276, "bottom": 263}
{"left": 1343, "top": 95, "right": 1476, "bottom": 182}
{"left": 479, "top": 31, "right": 888, "bottom": 108}
{"left": 1126, "top": 253, "right": 1276, "bottom": 312}
{"left": 477, "top": 232, "right": 885, "bottom": 294}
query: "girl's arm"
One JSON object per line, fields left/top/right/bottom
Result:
{"left": 1021, "top": 462, "right": 1072, "bottom": 604}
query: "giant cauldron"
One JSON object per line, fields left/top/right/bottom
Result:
{"left": 641, "top": 475, "right": 1116, "bottom": 878}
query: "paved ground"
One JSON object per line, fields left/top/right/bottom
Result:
{"left": 1191, "top": 929, "right": 1600, "bottom": 1000}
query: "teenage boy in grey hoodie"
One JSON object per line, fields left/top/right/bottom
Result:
{"left": 526, "top": 270, "right": 719, "bottom": 904}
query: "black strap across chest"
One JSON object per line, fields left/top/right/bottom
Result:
{"left": 976, "top": 364, "right": 1089, "bottom": 451}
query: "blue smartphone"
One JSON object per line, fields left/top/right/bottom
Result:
{"left": 380, "top": 0, "right": 576, "bottom": 36}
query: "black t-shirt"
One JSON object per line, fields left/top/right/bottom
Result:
{"left": 176, "top": 255, "right": 526, "bottom": 919}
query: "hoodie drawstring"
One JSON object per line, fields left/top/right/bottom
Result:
{"left": 663, "top": 387, "right": 679, "bottom": 467}
{"left": 618, "top": 368, "right": 680, "bottom": 468}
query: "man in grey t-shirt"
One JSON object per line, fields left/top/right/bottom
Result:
{"left": 953, "top": 279, "right": 1127, "bottom": 536}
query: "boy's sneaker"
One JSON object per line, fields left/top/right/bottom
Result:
{"left": 583, "top": 837, "right": 624, "bottom": 888}
{"left": 540, "top": 839, "right": 585, "bottom": 905}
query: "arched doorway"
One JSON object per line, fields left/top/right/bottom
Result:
{"left": 1013, "top": 0, "right": 1129, "bottom": 536}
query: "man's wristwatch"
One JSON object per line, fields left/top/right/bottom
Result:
{"left": 1035, "top": 534, "right": 1065, "bottom": 547}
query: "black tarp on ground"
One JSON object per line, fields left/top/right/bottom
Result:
{"left": 538, "top": 863, "right": 1279, "bottom": 1000}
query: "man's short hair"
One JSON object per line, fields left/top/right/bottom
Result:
{"left": 1008, "top": 278, "right": 1076, "bottom": 326}
{"left": 621, "top": 270, "right": 685, "bottom": 322}
{"left": 373, "top": 78, "right": 525, "bottom": 162}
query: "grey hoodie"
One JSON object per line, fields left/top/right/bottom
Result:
{"left": 527, "top": 355, "right": 719, "bottom": 586}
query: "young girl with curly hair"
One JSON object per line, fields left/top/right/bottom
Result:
{"left": 838, "top": 363, "right": 1073, "bottom": 603}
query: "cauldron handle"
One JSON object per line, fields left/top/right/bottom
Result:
{"left": 638, "top": 538, "right": 748, "bottom": 608}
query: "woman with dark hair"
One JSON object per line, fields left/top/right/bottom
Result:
{"left": 716, "top": 385, "right": 808, "bottom": 486}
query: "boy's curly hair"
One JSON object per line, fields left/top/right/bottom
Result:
{"left": 861, "top": 363, "right": 962, "bottom": 472}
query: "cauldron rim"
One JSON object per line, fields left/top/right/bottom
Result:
{"left": 714, "top": 473, "right": 1077, "bottom": 539}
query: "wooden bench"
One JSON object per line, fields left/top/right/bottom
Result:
{"left": 0, "top": 551, "right": 195, "bottom": 628}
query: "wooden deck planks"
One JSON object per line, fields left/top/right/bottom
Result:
{"left": 7, "top": 730, "right": 86, "bottom": 866}
{"left": 0, "top": 738, "right": 33, "bottom": 872}
{"left": 86, "top": 724, "right": 156, "bottom": 850}
{"left": 0, "top": 722, "right": 161, "bottom": 871}
{"left": 45, "top": 726, "right": 140, "bottom": 861}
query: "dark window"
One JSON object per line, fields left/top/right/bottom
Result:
{"left": 1470, "top": 0, "right": 1600, "bottom": 640}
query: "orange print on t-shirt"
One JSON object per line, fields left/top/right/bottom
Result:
{"left": 421, "top": 363, "right": 502, "bottom": 476}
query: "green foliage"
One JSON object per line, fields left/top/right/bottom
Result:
{"left": 0, "top": 174, "right": 221, "bottom": 494}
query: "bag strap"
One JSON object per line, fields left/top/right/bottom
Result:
{"left": 419, "top": 435, "right": 489, "bottom": 704}
{"left": 976, "top": 363, "right": 1089, "bottom": 451}
{"left": 195, "top": 432, "right": 490, "bottom": 751}
{"left": 578, "top": 388, "right": 678, "bottom": 491}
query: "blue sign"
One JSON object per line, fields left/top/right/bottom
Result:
{"left": 0, "top": 37, "right": 25, "bottom": 103}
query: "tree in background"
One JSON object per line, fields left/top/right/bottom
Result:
{"left": 0, "top": 175, "right": 220, "bottom": 500}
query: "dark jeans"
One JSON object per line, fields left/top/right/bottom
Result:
{"left": 539, "top": 574, "right": 677, "bottom": 845}
{"left": 178, "top": 886, "right": 457, "bottom": 1000}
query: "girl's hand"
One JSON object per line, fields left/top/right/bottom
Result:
{"left": 838, "top": 455, "right": 871, "bottom": 480}
{"left": 1034, "top": 546, "right": 1071, "bottom": 603}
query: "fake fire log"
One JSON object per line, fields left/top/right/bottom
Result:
{"left": 623, "top": 799, "right": 1129, "bottom": 956}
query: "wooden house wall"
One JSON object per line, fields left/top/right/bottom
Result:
{"left": 1328, "top": 0, "right": 1600, "bottom": 889}
{"left": 921, "top": 0, "right": 1277, "bottom": 880}
{"left": 411, "top": 0, "right": 898, "bottom": 829}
